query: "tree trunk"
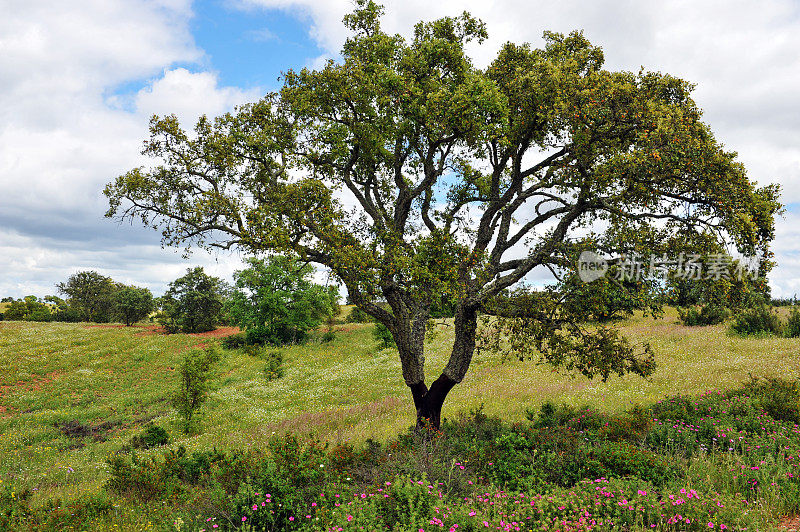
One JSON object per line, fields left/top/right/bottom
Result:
{"left": 411, "top": 374, "right": 457, "bottom": 430}
{"left": 409, "top": 304, "right": 479, "bottom": 430}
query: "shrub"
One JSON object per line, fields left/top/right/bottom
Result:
{"left": 321, "top": 330, "right": 336, "bottom": 343}
{"left": 3, "top": 301, "right": 26, "bottom": 320}
{"left": 677, "top": 304, "right": 729, "bottom": 326}
{"left": 590, "top": 440, "right": 676, "bottom": 487}
{"left": 26, "top": 307, "right": 53, "bottom": 322}
{"left": 743, "top": 376, "right": 800, "bottom": 423}
{"left": 53, "top": 306, "right": 82, "bottom": 322}
{"left": 731, "top": 304, "right": 782, "bottom": 335}
{"left": 786, "top": 307, "right": 800, "bottom": 338}
{"left": 129, "top": 424, "right": 170, "bottom": 450}
{"left": 221, "top": 332, "right": 246, "bottom": 349}
{"left": 373, "top": 322, "right": 396, "bottom": 349}
{"left": 171, "top": 347, "right": 221, "bottom": 432}
{"left": 262, "top": 350, "right": 285, "bottom": 381}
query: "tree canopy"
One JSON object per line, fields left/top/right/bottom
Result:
{"left": 114, "top": 285, "right": 155, "bottom": 327}
{"left": 56, "top": 271, "right": 118, "bottom": 323}
{"left": 105, "top": 1, "right": 780, "bottom": 427}
{"left": 160, "top": 267, "right": 225, "bottom": 333}
{"left": 227, "top": 255, "right": 337, "bottom": 345}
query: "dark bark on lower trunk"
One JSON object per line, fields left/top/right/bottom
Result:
{"left": 408, "top": 305, "right": 479, "bottom": 431}
{"left": 411, "top": 374, "right": 457, "bottom": 430}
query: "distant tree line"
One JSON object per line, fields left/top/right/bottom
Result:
{"left": 0, "top": 259, "right": 341, "bottom": 346}
{"left": 0, "top": 271, "right": 155, "bottom": 325}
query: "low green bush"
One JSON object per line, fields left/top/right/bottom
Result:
{"left": 221, "top": 332, "right": 247, "bottom": 349}
{"left": 129, "top": 424, "right": 169, "bottom": 450}
{"left": 743, "top": 375, "right": 800, "bottom": 423}
{"left": 373, "top": 322, "right": 396, "bottom": 349}
{"left": 25, "top": 308, "right": 53, "bottom": 322}
{"left": 677, "top": 304, "right": 729, "bottom": 326}
{"left": 731, "top": 304, "right": 782, "bottom": 335}
{"left": 786, "top": 307, "right": 800, "bottom": 338}
{"left": 171, "top": 346, "right": 221, "bottom": 432}
{"left": 263, "top": 350, "right": 285, "bottom": 381}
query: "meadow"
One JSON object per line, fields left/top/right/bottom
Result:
{"left": 2, "top": 308, "right": 800, "bottom": 530}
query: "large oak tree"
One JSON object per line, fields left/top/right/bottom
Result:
{"left": 105, "top": 2, "right": 780, "bottom": 428}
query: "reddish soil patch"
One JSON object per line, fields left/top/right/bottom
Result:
{"left": 781, "top": 516, "right": 800, "bottom": 531}
{"left": 188, "top": 327, "right": 240, "bottom": 339}
{"left": 135, "top": 324, "right": 167, "bottom": 336}
{"left": 0, "top": 370, "right": 62, "bottom": 398}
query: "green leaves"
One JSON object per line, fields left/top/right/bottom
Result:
{"left": 104, "top": 2, "right": 780, "bottom": 392}
{"left": 226, "top": 256, "right": 336, "bottom": 346}
{"left": 159, "top": 267, "right": 224, "bottom": 334}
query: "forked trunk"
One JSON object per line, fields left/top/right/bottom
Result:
{"left": 409, "top": 305, "right": 479, "bottom": 430}
{"left": 410, "top": 374, "right": 457, "bottom": 430}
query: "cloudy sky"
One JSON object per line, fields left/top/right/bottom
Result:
{"left": 1, "top": 0, "right": 799, "bottom": 298}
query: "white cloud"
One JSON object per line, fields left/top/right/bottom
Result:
{"left": 0, "top": 0, "right": 261, "bottom": 297}
{"left": 134, "top": 67, "right": 262, "bottom": 125}
{"left": 1, "top": 0, "right": 798, "bottom": 298}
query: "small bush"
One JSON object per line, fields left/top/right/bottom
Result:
{"left": 743, "top": 376, "right": 800, "bottom": 423}
{"left": 731, "top": 304, "right": 782, "bottom": 335}
{"left": 677, "top": 304, "right": 729, "bottom": 326}
{"left": 54, "top": 307, "right": 82, "bottom": 322}
{"left": 26, "top": 308, "right": 53, "bottom": 322}
{"left": 242, "top": 344, "right": 262, "bottom": 357}
{"left": 786, "top": 307, "right": 800, "bottom": 338}
{"left": 321, "top": 330, "right": 336, "bottom": 343}
{"left": 171, "top": 347, "right": 221, "bottom": 432}
{"left": 263, "top": 350, "right": 285, "bottom": 381}
{"left": 373, "top": 322, "right": 396, "bottom": 349}
{"left": 221, "top": 332, "right": 246, "bottom": 349}
{"left": 130, "top": 424, "right": 169, "bottom": 449}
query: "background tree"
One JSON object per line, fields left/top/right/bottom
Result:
{"left": 114, "top": 285, "right": 155, "bottom": 326}
{"left": 3, "top": 296, "right": 52, "bottom": 322}
{"left": 160, "top": 267, "right": 224, "bottom": 333}
{"left": 227, "top": 256, "right": 336, "bottom": 345}
{"left": 105, "top": 1, "right": 780, "bottom": 428}
{"left": 56, "top": 271, "right": 118, "bottom": 323}
{"left": 44, "top": 295, "right": 82, "bottom": 322}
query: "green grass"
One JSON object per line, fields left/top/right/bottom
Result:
{"left": 2, "top": 309, "right": 800, "bottom": 527}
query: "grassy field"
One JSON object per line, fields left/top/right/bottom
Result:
{"left": 2, "top": 308, "right": 800, "bottom": 528}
